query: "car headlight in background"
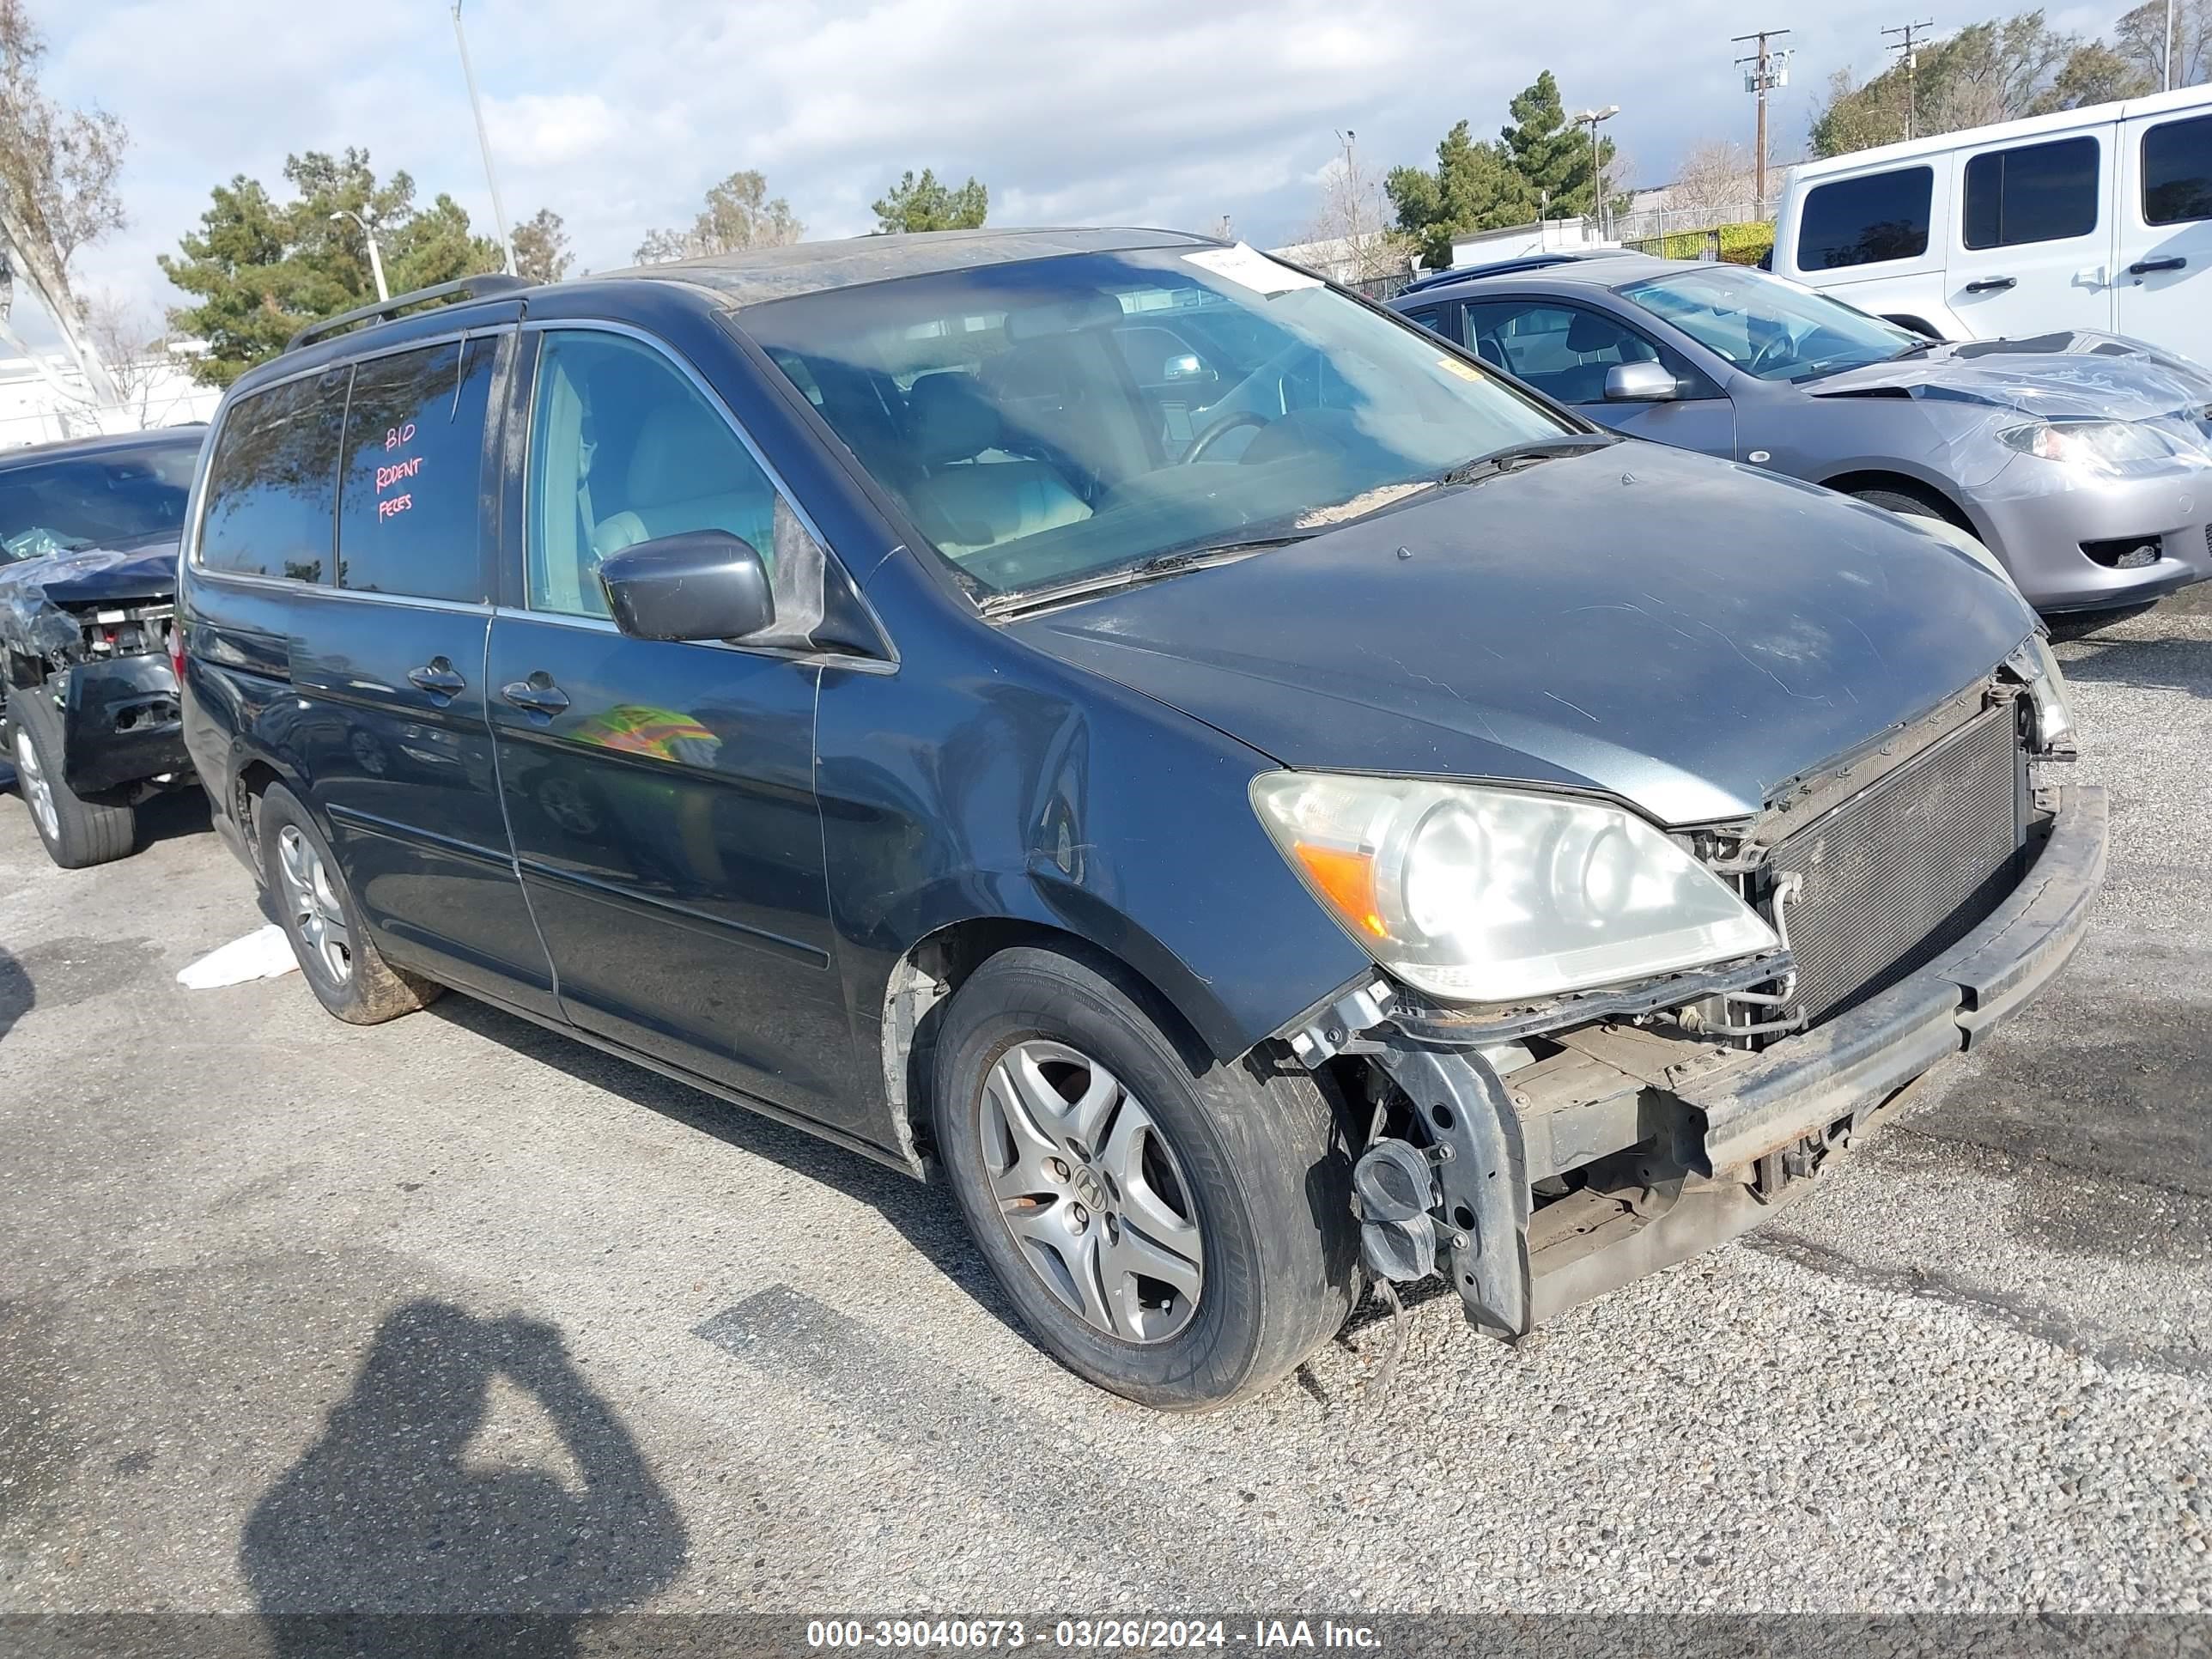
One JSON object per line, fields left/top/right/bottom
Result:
{"left": 1996, "top": 419, "right": 2198, "bottom": 472}
{"left": 1250, "top": 773, "right": 1779, "bottom": 1003}
{"left": 2006, "top": 632, "right": 2078, "bottom": 750}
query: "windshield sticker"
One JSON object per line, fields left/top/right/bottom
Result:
{"left": 1435, "top": 356, "right": 1484, "bottom": 382}
{"left": 1182, "top": 244, "right": 1322, "bottom": 296}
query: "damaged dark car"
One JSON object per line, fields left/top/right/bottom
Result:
{"left": 2, "top": 428, "right": 204, "bottom": 868}
{"left": 177, "top": 234, "right": 2104, "bottom": 1411}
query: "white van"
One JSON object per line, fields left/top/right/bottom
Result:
{"left": 1774, "top": 85, "right": 2212, "bottom": 363}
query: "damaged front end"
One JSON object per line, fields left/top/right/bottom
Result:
{"left": 1278, "top": 656, "right": 2106, "bottom": 1339}
{"left": 1, "top": 549, "right": 191, "bottom": 799}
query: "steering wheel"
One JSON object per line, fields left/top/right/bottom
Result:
{"left": 1745, "top": 330, "right": 1792, "bottom": 377}
{"left": 1182, "top": 411, "right": 1270, "bottom": 465}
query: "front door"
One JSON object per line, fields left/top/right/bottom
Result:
{"left": 2117, "top": 107, "right": 2212, "bottom": 366}
{"left": 488, "top": 325, "right": 855, "bottom": 1123}
{"left": 1948, "top": 127, "right": 2117, "bottom": 340}
{"left": 293, "top": 331, "right": 557, "bottom": 1015}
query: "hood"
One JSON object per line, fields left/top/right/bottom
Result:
{"left": 0, "top": 534, "right": 179, "bottom": 608}
{"left": 1012, "top": 444, "right": 2037, "bottom": 825}
{"left": 1808, "top": 330, "right": 2212, "bottom": 425}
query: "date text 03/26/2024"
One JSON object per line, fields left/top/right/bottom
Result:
{"left": 805, "top": 1620, "right": 1382, "bottom": 1650}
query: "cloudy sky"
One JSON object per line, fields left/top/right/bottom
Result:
{"left": 33, "top": 0, "right": 2124, "bottom": 345}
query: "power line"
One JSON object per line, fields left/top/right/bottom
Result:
{"left": 1881, "top": 20, "right": 1937, "bottom": 143}
{"left": 1732, "top": 27, "right": 1792, "bottom": 220}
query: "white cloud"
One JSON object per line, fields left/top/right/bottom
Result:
{"left": 19, "top": 0, "right": 2145, "bottom": 345}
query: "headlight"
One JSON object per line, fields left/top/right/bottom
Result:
{"left": 1250, "top": 772, "right": 1779, "bottom": 1003}
{"left": 2006, "top": 632, "right": 2077, "bottom": 750}
{"left": 1997, "top": 419, "right": 2188, "bottom": 472}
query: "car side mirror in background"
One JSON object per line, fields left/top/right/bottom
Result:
{"left": 1604, "top": 362, "right": 1680, "bottom": 403}
{"left": 1161, "top": 351, "right": 1216, "bottom": 385}
{"left": 599, "top": 529, "right": 775, "bottom": 643}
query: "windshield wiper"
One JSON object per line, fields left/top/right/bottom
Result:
{"left": 1437, "top": 433, "right": 1617, "bottom": 487}
{"left": 1887, "top": 336, "right": 1948, "bottom": 361}
{"left": 980, "top": 534, "right": 1315, "bottom": 618}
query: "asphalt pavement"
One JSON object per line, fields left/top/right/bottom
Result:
{"left": 2, "top": 586, "right": 2208, "bottom": 1632}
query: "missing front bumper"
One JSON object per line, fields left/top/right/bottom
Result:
{"left": 1371, "top": 782, "right": 2107, "bottom": 1337}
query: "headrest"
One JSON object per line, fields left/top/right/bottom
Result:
{"left": 907, "top": 372, "right": 1001, "bottom": 465}
{"left": 1565, "top": 310, "right": 1618, "bottom": 353}
{"left": 1003, "top": 292, "right": 1124, "bottom": 343}
{"left": 626, "top": 401, "right": 740, "bottom": 507}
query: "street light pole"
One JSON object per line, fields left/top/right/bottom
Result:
{"left": 1573, "top": 106, "right": 1620, "bottom": 240}
{"left": 450, "top": 1, "right": 518, "bottom": 276}
{"left": 330, "top": 210, "right": 390, "bottom": 302}
{"left": 2167, "top": 0, "right": 2178, "bottom": 89}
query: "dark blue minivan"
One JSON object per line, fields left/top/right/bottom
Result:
{"left": 178, "top": 229, "right": 2104, "bottom": 1408}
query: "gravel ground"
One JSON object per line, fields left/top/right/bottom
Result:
{"left": 1, "top": 586, "right": 2208, "bottom": 1629}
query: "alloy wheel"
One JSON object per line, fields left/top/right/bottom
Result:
{"left": 14, "top": 727, "right": 59, "bottom": 844}
{"left": 276, "top": 824, "right": 353, "bottom": 985}
{"left": 980, "top": 1039, "right": 1204, "bottom": 1342}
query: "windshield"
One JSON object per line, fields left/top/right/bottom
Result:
{"left": 0, "top": 438, "right": 201, "bottom": 564}
{"left": 738, "top": 246, "right": 1573, "bottom": 603}
{"left": 1620, "top": 265, "right": 1920, "bottom": 382}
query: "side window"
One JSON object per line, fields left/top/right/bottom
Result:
{"left": 2143, "top": 113, "right": 2212, "bottom": 226}
{"left": 1797, "top": 167, "right": 1935, "bottom": 270}
{"left": 197, "top": 371, "right": 347, "bottom": 582}
{"left": 526, "top": 330, "right": 781, "bottom": 621}
{"left": 1402, "top": 304, "right": 1466, "bottom": 348}
{"left": 1963, "top": 137, "right": 2100, "bottom": 249}
{"left": 334, "top": 337, "right": 499, "bottom": 603}
{"left": 1462, "top": 301, "right": 1676, "bottom": 401}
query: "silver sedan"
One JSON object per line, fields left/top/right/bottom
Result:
{"left": 1395, "top": 253, "right": 2212, "bottom": 617}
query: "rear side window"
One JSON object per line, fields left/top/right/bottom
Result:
{"left": 1964, "top": 136, "right": 2100, "bottom": 248}
{"left": 2143, "top": 113, "right": 2212, "bottom": 226}
{"left": 1797, "top": 167, "right": 1935, "bottom": 270}
{"left": 198, "top": 372, "right": 346, "bottom": 582}
{"left": 335, "top": 337, "right": 498, "bottom": 603}
{"left": 1401, "top": 304, "right": 1467, "bottom": 347}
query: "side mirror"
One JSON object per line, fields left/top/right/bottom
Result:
{"left": 1604, "top": 362, "right": 1680, "bottom": 403}
{"left": 1161, "top": 351, "right": 1215, "bottom": 384}
{"left": 599, "top": 529, "right": 775, "bottom": 643}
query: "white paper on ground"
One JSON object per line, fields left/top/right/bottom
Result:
{"left": 1182, "top": 244, "right": 1322, "bottom": 296}
{"left": 177, "top": 924, "right": 299, "bottom": 989}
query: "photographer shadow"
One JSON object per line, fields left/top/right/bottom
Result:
{"left": 240, "top": 1301, "right": 687, "bottom": 1658}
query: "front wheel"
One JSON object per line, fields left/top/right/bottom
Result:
{"left": 932, "top": 945, "right": 1357, "bottom": 1410}
{"left": 5, "top": 691, "right": 135, "bottom": 869}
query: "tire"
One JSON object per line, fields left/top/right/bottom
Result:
{"left": 5, "top": 690, "right": 135, "bottom": 869}
{"left": 256, "top": 783, "right": 442, "bottom": 1024}
{"left": 1850, "top": 485, "right": 1948, "bottom": 524}
{"left": 932, "top": 945, "right": 1357, "bottom": 1411}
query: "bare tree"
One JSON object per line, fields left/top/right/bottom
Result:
{"left": 1302, "top": 137, "right": 1415, "bottom": 283}
{"left": 1668, "top": 139, "right": 1760, "bottom": 223}
{"left": 0, "top": 0, "right": 125, "bottom": 405}
{"left": 2115, "top": 0, "right": 2212, "bottom": 88}
{"left": 634, "top": 169, "right": 802, "bottom": 264}
{"left": 82, "top": 290, "right": 172, "bottom": 419}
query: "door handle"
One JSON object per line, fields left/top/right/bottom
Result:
{"left": 1962, "top": 276, "right": 2017, "bottom": 293}
{"left": 2129, "top": 255, "right": 2186, "bottom": 276}
{"left": 407, "top": 660, "right": 466, "bottom": 697}
{"left": 501, "top": 677, "right": 571, "bottom": 716}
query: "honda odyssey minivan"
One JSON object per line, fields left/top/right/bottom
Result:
{"left": 177, "top": 230, "right": 2106, "bottom": 1409}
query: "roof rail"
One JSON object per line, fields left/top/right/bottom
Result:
{"left": 284, "top": 273, "right": 531, "bottom": 354}
{"left": 1399, "top": 248, "right": 1632, "bottom": 295}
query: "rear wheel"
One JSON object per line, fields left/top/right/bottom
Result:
{"left": 932, "top": 945, "right": 1357, "bottom": 1410}
{"left": 256, "top": 783, "right": 442, "bottom": 1024}
{"left": 5, "top": 690, "right": 135, "bottom": 869}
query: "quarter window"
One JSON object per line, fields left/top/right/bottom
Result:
{"left": 334, "top": 337, "right": 499, "bottom": 603}
{"left": 1963, "top": 137, "right": 2100, "bottom": 249}
{"left": 198, "top": 371, "right": 347, "bottom": 582}
{"left": 1797, "top": 167, "right": 1935, "bottom": 270}
{"left": 2143, "top": 113, "right": 2212, "bottom": 226}
{"left": 525, "top": 331, "right": 781, "bottom": 620}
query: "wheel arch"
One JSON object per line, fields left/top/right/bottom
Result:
{"left": 876, "top": 912, "right": 1222, "bottom": 1176}
{"left": 1820, "top": 468, "right": 1980, "bottom": 535}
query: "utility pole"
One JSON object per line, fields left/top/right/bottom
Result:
{"left": 1882, "top": 20, "right": 1936, "bottom": 143}
{"left": 451, "top": 1, "right": 518, "bottom": 276}
{"left": 2166, "top": 0, "right": 2178, "bottom": 89}
{"left": 1733, "top": 28, "right": 1792, "bottom": 221}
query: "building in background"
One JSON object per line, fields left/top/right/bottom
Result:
{"left": 0, "top": 343, "right": 217, "bottom": 450}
